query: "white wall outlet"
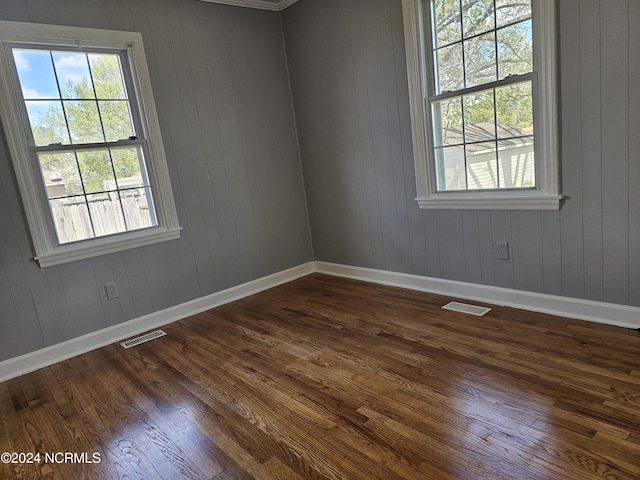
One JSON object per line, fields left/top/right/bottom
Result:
{"left": 104, "top": 282, "right": 119, "bottom": 300}
{"left": 497, "top": 242, "right": 510, "bottom": 260}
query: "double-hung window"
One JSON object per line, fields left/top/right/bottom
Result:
{"left": 402, "top": 0, "right": 561, "bottom": 209}
{"left": 0, "top": 21, "right": 180, "bottom": 267}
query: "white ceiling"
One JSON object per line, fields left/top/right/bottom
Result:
{"left": 199, "top": 0, "right": 298, "bottom": 11}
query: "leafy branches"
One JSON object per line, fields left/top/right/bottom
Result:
{"left": 32, "top": 54, "right": 141, "bottom": 195}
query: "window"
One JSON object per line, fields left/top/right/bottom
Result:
{"left": 0, "top": 21, "right": 180, "bottom": 267}
{"left": 402, "top": 0, "right": 561, "bottom": 209}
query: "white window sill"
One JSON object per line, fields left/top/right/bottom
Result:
{"left": 416, "top": 193, "right": 565, "bottom": 210}
{"left": 34, "top": 226, "right": 182, "bottom": 268}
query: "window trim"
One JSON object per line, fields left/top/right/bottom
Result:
{"left": 401, "top": 0, "right": 562, "bottom": 210}
{"left": 0, "top": 21, "right": 181, "bottom": 267}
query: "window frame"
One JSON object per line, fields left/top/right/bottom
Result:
{"left": 401, "top": 0, "right": 562, "bottom": 210}
{"left": 0, "top": 21, "right": 181, "bottom": 267}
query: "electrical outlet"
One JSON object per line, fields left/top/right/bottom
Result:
{"left": 104, "top": 282, "right": 119, "bottom": 300}
{"left": 497, "top": 241, "right": 510, "bottom": 260}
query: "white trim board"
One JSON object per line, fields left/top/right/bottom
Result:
{"left": 199, "top": 0, "right": 298, "bottom": 11}
{"left": 2, "top": 260, "right": 639, "bottom": 383}
{"left": 315, "top": 262, "right": 640, "bottom": 330}
{"left": 0, "top": 262, "right": 315, "bottom": 383}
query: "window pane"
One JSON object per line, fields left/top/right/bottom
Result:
{"left": 435, "top": 145, "right": 466, "bottom": 191}
{"left": 435, "top": 42, "right": 464, "bottom": 93}
{"left": 466, "top": 141, "right": 497, "bottom": 189}
{"left": 38, "top": 152, "right": 83, "bottom": 196}
{"left": 463, "top": 90, "right": 495, "bottom": 142}
{"left": 121, "top": 187, "right": 156, "bottom": 230}
{"left": 498, "top": 137, "right": 534, "bottom": 188}
{"left": 495, "top": 81, "right": 533, "bottom": 137}
{"left": 52, "top": 52, "right": 93, "bottom": 99}
{"left": 432, "top": 0, "right": 462, "bottom": 48}
{"left": 462, "top": 0, "right": 495, "bottom": 38}
{"left": 87, "top": 192, "right": 126, "bottom": 236}
{"left": 13, "top": 50, "right": 59, "bottom": 99}
{"left": 64, "top": 100, "right": 104, "bottom": 143}
{"left": 99, "top": 101, "right": 134, "bottom": 142}
{"left": 38, "top": 147, "right": 156, "bottom": 243}
{"left": 496, "top": 0, "right": 531, "bottom": 27}
{"left": 432, "top": 97, "right": 463, "bottom": 147}
{"left": 497, "top": 20, "right": 532, "bottom": 78}
{"left": 464, "top": 31, "right": 496, "bottom": 87}
{"left": 89, "top": 54, "right": 127, "bottom": 99}
{"left": 50, "top": 195, "right": 94, "bottom": 243}
{"left": 26, "top": 100, "right": 70, "bottom": 146}
{"left": 77, "top": 149, "right": 115, "bottom": 194}
{"left": 112, "top": 146, "right": 148, "bottom": 188}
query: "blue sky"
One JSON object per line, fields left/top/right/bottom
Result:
{"left": 12, "top": 49, "right": 131, "bottom": 145}
{"left": 13, "top": 49, "right": 93, "bottom": 100}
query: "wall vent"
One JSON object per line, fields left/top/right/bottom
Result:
{"left": 121, "top": 330, "right": 166, "bottom": 349}
{"left": 442, "top": 301, "right": 491, "bottom": 316}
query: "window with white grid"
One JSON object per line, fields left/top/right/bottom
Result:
{"left": 0, "top": 22, "right": 180, "bottom": 267}
{"left": 402, "top": 0, "right": 561, "bottom": 210}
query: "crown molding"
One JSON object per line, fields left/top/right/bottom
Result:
{"left": 278, "top": 0, "right": 298, "bottom": 10}
{"left": 199, "top": 0, "right": 298, "bottom": 11}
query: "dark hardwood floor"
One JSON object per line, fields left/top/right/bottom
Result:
{"left": 1, "top": 273, "right": 640, "bottom": 479}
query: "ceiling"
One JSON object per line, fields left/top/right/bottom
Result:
{"left": 199, "top": 0, "right": 298, "bottom": 11}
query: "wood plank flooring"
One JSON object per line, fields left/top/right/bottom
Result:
{"left": 1, "top": 273, "right": 640, "bottom": 479}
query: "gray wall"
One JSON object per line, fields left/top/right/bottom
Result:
{"left": 0, "top": 0, "right": 313, "bottom": 363}
{"left": 282, "top": 0, "right": 640, "bottom": 308}
{"left": 2, "top": 0, "right": 639, "bottom": 365}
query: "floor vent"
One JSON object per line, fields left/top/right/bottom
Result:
{"left": 121, "top": 330, "right": 166, "bottom": 349}
{"left": 442, "top": 301, "right": 491, "bottom": 316}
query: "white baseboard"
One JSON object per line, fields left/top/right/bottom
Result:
{"left": 315, "top": 261, "right": 640, "bottom": 330}
{"left": 3, "top": 260, "right": 638, "bottom": 383}
{"left": 0, "top": 262, "right": 315, "bottom": 383}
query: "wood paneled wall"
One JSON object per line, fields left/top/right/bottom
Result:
{"left": 2, "top": 0, "right": 639, "bottom": 366}
{"left": 0, "top": 0, "right": 312, "bottom": 363}
{"left": 282, "top": 0, "right": 640, "bottom": 307}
